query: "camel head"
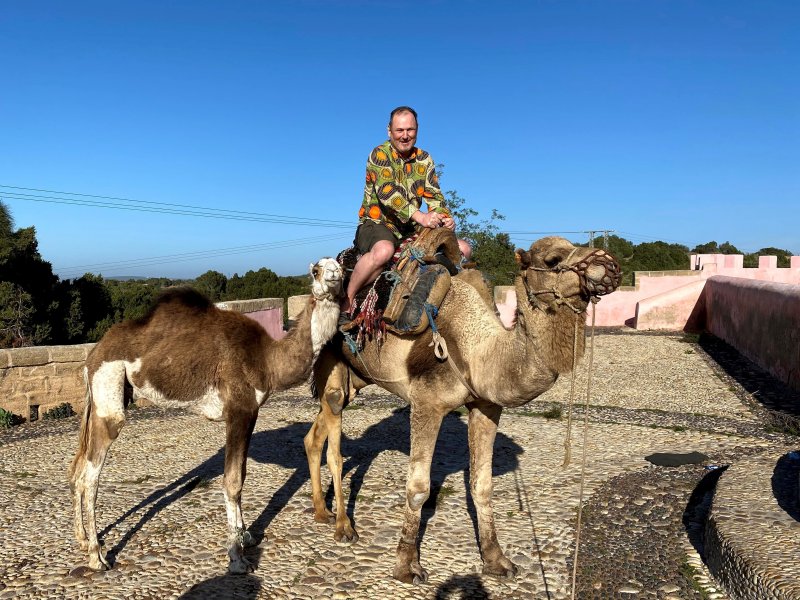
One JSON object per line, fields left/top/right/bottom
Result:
{"left": 309, "top": 257, "right": 344, "bottom": 301}
{"left": 515, "top": 236, "right": 621, "bottom": 313}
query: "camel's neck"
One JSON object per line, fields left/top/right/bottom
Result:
{"left": 513, "top": 275, "right": 586, "bottom": 375}
{"left": 267, "top": 297, "right": 338, "bottom": 392}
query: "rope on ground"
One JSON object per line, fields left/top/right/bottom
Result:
{"left": 570, "top": 300, "right": 598, "bottom": 600}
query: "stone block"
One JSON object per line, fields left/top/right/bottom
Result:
{"left": 1, "top": 396, "right": 28, "bottom": 418}
{"left": 21, "top": 364, "right": 57, "bottom": 377}
{"left": 9, "top": 347, "right": 50, "bottom": 367}
{"left": 0, "top": 350, "right": 10, "bottom": 368}
{"left": 50, "top": 344, "right": 95, "bottom": 363}
{"left": 287, "top": 295, "right": 311, "bottom": 322}
{"left": 12, "top": 378, "right": 48, "bottom": 395}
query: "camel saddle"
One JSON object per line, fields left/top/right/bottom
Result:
{"left": 338, "top": 227, "right": 462, "bottom": 341}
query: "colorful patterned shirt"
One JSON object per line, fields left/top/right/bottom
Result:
{"left": 358, "top": 140, "right": 451, "bottom": 239}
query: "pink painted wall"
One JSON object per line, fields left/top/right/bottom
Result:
{"left": 495, "top": 253, "right": 800, "bottom": 330}
{"left": 597, "top": 253, "right": 800, "bottom": 328}
{"left": 244, "top": 308, "right": 286, "bottom": 340}
{"left": 705, "top": 276, "right": 800, "bottom": 391}
{"left": 634, "top": 279, "right": 708, "bottom": 331}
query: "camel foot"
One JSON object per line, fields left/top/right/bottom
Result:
{"left": 334, "top": 522, "right": 359, "bottom": 544}
{"left": 312, "top": 507, "right": 336, "bottom": 525}
{"left": 482, "top": 558, "right": 518, "bottom": 580}
{"left": 393, "top": 561, "right": 428, "bottom": 585}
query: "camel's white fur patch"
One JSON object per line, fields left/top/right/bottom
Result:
{"left": 311, "top": 298, "right": 341, "bottom": 356}
{"left": 91, "top": 361, "right": 127, "bottom": 420}
{"left": 223, "top": 489, "right": 245, "bottom": 532}
{"left": 255, "top": 388, "right": 267, "bottom": 407}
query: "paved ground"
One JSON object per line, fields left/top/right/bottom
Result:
{"left": 0, "top": 331, "right": 797, "bottom": 599}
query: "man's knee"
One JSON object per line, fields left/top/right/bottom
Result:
{"left": 370, "top": 240, "right": 395, "bottom": 264}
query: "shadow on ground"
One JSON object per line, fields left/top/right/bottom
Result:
{"left": 100, "top": 404, "right": 524, "bottom": 588}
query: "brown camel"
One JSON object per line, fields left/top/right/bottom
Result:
{"left": 304, "top": 237, "right": 620, "bottom": 584}
{"left": 69, "top": 258, "right": 343, "bottom": 574}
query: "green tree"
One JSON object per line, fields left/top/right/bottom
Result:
{"left": 194, "top": 270, "right": 228, "bottom": 301}
{"left": 744, "top": 247, "right": 794, "bottom": 268}
{"left": 0, "top": 282, "right": 36, "bottom": 347}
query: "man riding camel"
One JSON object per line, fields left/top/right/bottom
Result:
{"left": 342, "top": 105, "right": 472, "bottom": 314}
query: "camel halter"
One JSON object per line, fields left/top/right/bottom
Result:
{"left": 523, "top": 248, "right": 620, "bottom": 314}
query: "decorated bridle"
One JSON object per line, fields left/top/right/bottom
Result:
{"left": 522, "top": 248, "right": 621, "bottom": 314}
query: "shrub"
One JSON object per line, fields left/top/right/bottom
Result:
{"left": 42, "top": 402, "right": 77, "bottom": 420}
{"left": 0, "top": 407, "right": 23, "bottom": 428}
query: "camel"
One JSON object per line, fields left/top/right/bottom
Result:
{"left": 304, "top": 236, "right": 620, "bottom": 584}
{"left": 68, "top": 258, "right": 343, "bottom": 574}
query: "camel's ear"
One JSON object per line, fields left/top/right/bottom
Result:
{"left": 515, "top": 249, "right": 531, "bottom": 269}
{"left": 309, "top": 262, "right": 317, "bottom": 277}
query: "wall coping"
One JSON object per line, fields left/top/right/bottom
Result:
{"left": 215, "top": 298, "right": 283, "bottom": 312}
{"left": 0, "top": 343, "right": 95, "bottom": 368}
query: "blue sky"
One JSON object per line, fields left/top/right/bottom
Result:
{"left": 1, "top": 0, "right": 797, "bottom": 279}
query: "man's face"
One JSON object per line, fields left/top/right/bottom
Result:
{"left": 388, "top": 111, "right": 418, "bottom": 158}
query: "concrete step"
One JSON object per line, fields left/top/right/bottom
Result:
{"left": 705, "top": 448, "right": 800, "bottom": 599}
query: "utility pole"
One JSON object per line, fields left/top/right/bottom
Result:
{"left": 585, "top": 230, "right": 614, "bottom": 249}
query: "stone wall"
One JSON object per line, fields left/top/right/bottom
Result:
{"left": 0, "top": 344, "right": 94, "bottom": 422}
{"left": 705, "top": 276, "right": 800, "bottom": 392}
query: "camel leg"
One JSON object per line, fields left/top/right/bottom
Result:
{"left": 322, "top": 395, "right": 358, "bottom": 542}
{"left": 393, "top": 403, "right": 445, "bottom": 585}
{"left": 222, "top": 396, "right": 258, "bottom": 574}
{"left": 467, "top": 399, "right": 518, "bottom": 579}
{"left": 68, "top": 362, "right": 126, "bottom": 571}
{"left": 304, "top": 408, "right": 335, "bottom": 524}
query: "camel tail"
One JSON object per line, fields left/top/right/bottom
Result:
{"left": 68, "top": 367, "right": 93, "bottom": 482}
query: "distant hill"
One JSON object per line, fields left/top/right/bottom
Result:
{"left": 105, "top": 276, "right": 148, "bottom": 281}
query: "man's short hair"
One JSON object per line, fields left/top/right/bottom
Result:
{"left": 389, "top": 106, "right": 418, "bottom": 127}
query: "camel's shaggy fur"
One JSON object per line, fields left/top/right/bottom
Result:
{"left": 68, "top": 258, "right": 342, "bottom": 573}
{"left": 304, "top": 237, "right": 620, "bottom": 584}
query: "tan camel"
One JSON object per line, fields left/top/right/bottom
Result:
{"left": 69, "top": 258, "right": 343, "bottom": 574}
{"left": 304, "top": 237, "right": 620, "bottom": 584}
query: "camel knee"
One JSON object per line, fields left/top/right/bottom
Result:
{"left": 471, "top": 479, "right": 493, "bottom": 505}
{"left": 406, "top": 479, "right": 430, "bottom": 510}
{"left": 324, "top": 388, "right": 345, "bottom": 416}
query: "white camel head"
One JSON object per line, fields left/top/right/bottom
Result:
{"left": 309, "top": 257, "right": 344, "bottom": 301}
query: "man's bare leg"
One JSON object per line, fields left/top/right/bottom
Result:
{"left": 343, "top": 240, "right": 395, "bottom": 314}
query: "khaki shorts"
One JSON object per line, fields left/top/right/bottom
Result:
{"left": 354, "top": 220, "right": 404, "bottom": 254}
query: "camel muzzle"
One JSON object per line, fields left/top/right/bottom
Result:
{"left": 569, "top": 249, "right": 621, "bottom": 299}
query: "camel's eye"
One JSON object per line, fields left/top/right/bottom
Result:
{"left": 544, "top": 254, "right": 561, "bottom": 268}
{"left": 312, "top": 267, "right": 320, "bottom": 277}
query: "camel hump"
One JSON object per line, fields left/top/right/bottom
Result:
{"left": 134, "top": 287, "right": 214, "bottom": 325}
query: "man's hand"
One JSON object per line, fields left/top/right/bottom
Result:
{"left": 415, "top": 211, "right": 442, "bottom": 229}
{"left": 442, "top": 216, "right": 456, "bottom": 231}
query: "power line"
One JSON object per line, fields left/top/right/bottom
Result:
{"left": 56, "top": 234, "right": 352, "bottom": 278}
{"left": 0, "top": 185, "right": 354, "bottom": 228}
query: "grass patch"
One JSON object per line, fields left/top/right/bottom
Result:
{"left": 452, "top": 406, "right": 468, "bottom": 416}
{"left": 679, "top": 558, "right": 711, "bottom": 600}
{"left": 520, "top": 405, "right": 563, "bottom": 420}
{"left": 684, "top": 349, "right": 694, "bottom": 354}
{"left": 436, "top": 485, "right": 457, "bottom": 507}
{"left": 680, "top": 333, "right": 700, "bottom": 344}
{"left": 763, "top": 411, "right": 800, "bottom": 437}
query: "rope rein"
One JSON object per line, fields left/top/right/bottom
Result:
{"left": 569, "top": 300, "right": 598, "bottom": 600}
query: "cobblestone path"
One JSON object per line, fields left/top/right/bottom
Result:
{"left": 0, "top": 332, "right": 794, "bottom": 599}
